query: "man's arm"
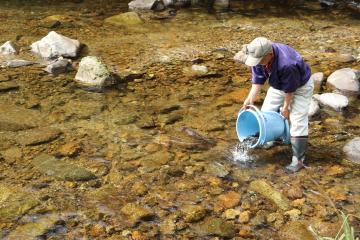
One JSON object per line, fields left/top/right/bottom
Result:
{"left": 281, "top": 92, "right": 294, "bottom": 119}
{"left": 243, "top": 84, "right": 262, "bottom": 108}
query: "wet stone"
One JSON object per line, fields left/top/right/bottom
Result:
{"left": 16, "top": 127, "right": 62, "bottom": 146}
{"left": 159, "top": 104, "right": 181, "bottom": 114}
{"left": 139, "top": 151, "right": 173, "bottom": 173}
{"left": 250, "top": 210, "right": 267, "bottom": 227}
{"left": 120, "top": 203, "right": 155, "bottom": 224}
{"left": 3, "top": 60, "right": 35, "bottom": 68}
{"left": 5, "top": 214, "right": 61, "bottom": 240}
{"left": 205, "top": 162, "right": 229, "bottom": 178}
{"left": 160, "top": 215, "right": 177, "bottom": 235}
{"left": 335, "top": 53, "right": 356, "bottom": 63}
{"left": 56, "top": 142, "right": 82, "bottom": 157}
{"left": 181, "top": 204, "right": 207, "bottom": 223}
{"left": 0, "top": 104, "right": 41, "bottom": 131}
{"left": 32, "top": 153, "right": 97, "bottom": 181}
{"left": 193, "top": 217, "right": 236, "bottom": 238}
{"left": 249, "top": 179, "right": 291, "bottom": 211}
{"left": 44, "top": 57, "right": 73, "bottom": 75}
{"left": 343, "top": 137, "right": 360, "bottom": 164}
{"left": 0, "top": 81, "right": 19, "bottom": 92}
{"left": 238, "top": 210, "right": 250, "bottom": 223}
{"left": 214, "top": 191, "right": 241, "bottom": 212}
{"left": 279, "top": 221, "right": 315, "bottom": 240}
{"left": 224, "top": 208, "right": 241, "bottom": 220}
{"left": 105, "top": 12, "right": 143, "bottom": 26}
{"left": 1, "top": 147, "right": 22, "bottom": 164}
{"left": 0, "top": 184, "right": 39, "bottom": 221}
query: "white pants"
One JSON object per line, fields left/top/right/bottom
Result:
{"left": 261, "top": 77, "right": 314, "bottom": 137}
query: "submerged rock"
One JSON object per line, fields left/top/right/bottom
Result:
{"left": 313, "top": 93, "right": 348, "bottom": 111}
{"left": 1, "top": 147, "right": 22, "bottom": 164}
{"left": 104, "top": 12, "right": 143, "bottom": 26}
{"left": 44, "top": 57, "right": 72, "bottom": 75}
{"left": 0, "top": 81, "right": 19, "bottom": 92}
{"left": 32, "top": 154, "right": 96, "bottom": 181}
{"left": 0, "top": 184, "right": 39, "bottom": 221}
{"left": 279, "top": 221, "right": 315, "bottom": 240}
{"left": 120, "top": 203, "right": 155, "bottom": 224}
{"left": 181, "top": 204, "right": 207, "bottom": 223}
{"left": 327, "top": 68, "right": 359, "bottom": 94}
{"left": 5, "top": 214, "right": 61, "bottom": 240}
{"left": 249, "top": 179, "right": 291, "bottom": 211}
{"left": 0, "top": 41, "right": 17, "bottom": 55}
{"left": 311, "top": 72, "right": 324, "bottom": 92}
{"left": 0, "top": 105, "right": 41, "bottom": 131}
{"left": 193, "top": 217, "right": 236, "bottom": 238}
{"left": 31, "top": 31, "right": 81, "bottom": 59}
{"left": 74, "top": 56, "right": 114, "bottom": 89}
{"left": 139, "top": 151, "right": 173, "bottom": 173}
{"left": 3, "top": 60, "right": 35, "bottom": 68}
{"left": 343, "top": 137, "right": 360, "bottom": 164}
{"left": 16, "top": 127, "right": 62, "bottom": 146}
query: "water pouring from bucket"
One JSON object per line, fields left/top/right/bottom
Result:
{"left": 236, "top": 105, "right": 290, "bottom": 148}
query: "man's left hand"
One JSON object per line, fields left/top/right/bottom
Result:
{"left": 281, "top": 107, "right": 290, "bottom": 119}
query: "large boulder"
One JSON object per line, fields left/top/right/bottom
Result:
{"left": 74, "top": 56, "right": 114, "bottom": 89}
{"left": 308, "top": 98, "right": 320, "bottom": 118}
{"left": 326, "top": 68, "right": 359, "bottom": 94}
{"left": 128, "top": 0, "right": 164, "bottom": 10}
{"left": 313, "top": 93, "right": 348, "bottom": 111}
{"left": 30, "top": 31, "right": 81, "bottom": 59}
{"left": 343, "top": 137, "right": 360, "bottom": 164}
{"left": 0, "top": 41, "right": 17, "bottom": 55}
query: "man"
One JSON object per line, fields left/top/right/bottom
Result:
{"left": 235, "top": 37, "right": 314, "bottom": 173}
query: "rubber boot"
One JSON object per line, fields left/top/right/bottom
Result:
{"left": 285, "top": 137, "right": 307, "bottom": 173}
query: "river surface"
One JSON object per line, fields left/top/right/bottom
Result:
{"left": 0, "top": 0, "right": 360, "bottom": 239}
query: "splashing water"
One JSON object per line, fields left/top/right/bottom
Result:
{"left": 231, "top": 137, "right": 257, "bottom": 163}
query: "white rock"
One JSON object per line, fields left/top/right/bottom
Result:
{"left": 128, "top": 0, "right": 159, "bottom": 10}
{"left": 343, "top": 137, "right": 360, "bottom": 164}
{"left": 44, "top": 57, "right": 72, "bottom": 75}
{"left": 163, "top": 0, "right": 173, "bottom": 6}
{"left": 0, "top": 41, "right": 17, "bottom": 55}
{"left": 311, "top": 72, "right": 324, "bottom": 85}
{"left": 313, "top": 93, "right": 348, "bottom": 111}
{"left": 3, "top": 59, "right": 35, "bottom": 68}
{"left": 75, "top": 56, "right": 113, "bottom": 88}
{"left": 308, "top": 98, "right": 320, "bottom": 118}
{"left": 30, "top": 31, "right": 81, "bottom": 59}
{"left": 327, "top": 68, "right": 359, "bottom": 94}
{"left": 191, "top": 65, "right": 208, "bottom": 73}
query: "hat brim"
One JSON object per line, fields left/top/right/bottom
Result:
{"left": 245, "top": 55, "right": 262, "bottom": 67}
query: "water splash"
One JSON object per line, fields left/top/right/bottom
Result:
{"left": 231, "top": 138, "right": 256, "bottom": 163}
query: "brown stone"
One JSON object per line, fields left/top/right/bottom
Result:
{"left": 16, "top": 127, "right": 62, "bottom": 146}
{"left": 239, "top": 211, "right": 250, "bottom": 223}
{"left": 326, "top": 165, "right": 345, "bottom": 176}
{"left": 285, "top": 187, "right": 303, "bottom": 199}
{"left": 56, "top": 142, "right": 82, "bottom": 157}
{"left": 214, "top": 191, "right": 241, "bottom": 212}
{"left": 279, "top": 221, "right": 315, "bottom": 240}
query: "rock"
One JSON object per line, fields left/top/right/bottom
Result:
{"left": 3, "top": 60, "right": 35, "bottom": 68}
{"left": 128, "top": 0, "right": 163, "bottom": 10}
{"left": 183, "top": 65, "right": 215, "bottom": 78}
{"left": 239, "top": 210, "right": 250, "bottom": 223}
{"left": 249, "top": 179, "right": 291, "bottom": 211}
{"left": 139, "top": 151, "right": 173, "bottom": 173}
{"left": 56, "top": 142, "right": 82, "bottom": 157}
{"left": 0, "top": 81, "right": 19, "bottom": 92}
{"left": 158, "top": 112, "right": 183, "bottom": 126}
{"left": 311, "top": 72, "right": 324, "bottom": 91}
{"left": 31, "top": 31, "right": 81, "bottom": 59}
{"left": 181, "top": 204, "right": 207, "bottom": 223}
{"left": 313, "top": 93, "right": 348, "bottom": 111}
{"left": 32, "top": 153, "right": 97, "bottom": 181}
{"left": 5, "top": 214, "right": 61, "bottom": 240}
{"left": 224, "top": 209, "right": 241, "bottom": 220}
{"left": 1, "top": 147, "right": 22, "bottom": 164}
{"left": 193, "top": 217, "right": 236, "bottom": 238}
{"left": 131, "top": 182, "right": 148, "bottom": 196}
{"left": 74, "top": 56, "right": 114, "bottom": 89}
{"left": 0, "top": 184, "right": 39, "bottom": 221}
{"left": 326, "top": 165, "right": 345, "bottom": 176}
{"left": 121, "top": 203, "right": 154, "bottom": 224}
{"left": 171, "top": 127, "right": 216, "bottom": 151}
{"left": 44, "top": 57, "right": 72, "bottom": 75}
{"left": 308, "top": 98, "right": 320, "bottom": 118}
{"left": 104, "top": 12, "right": 143, "bottom": 26}
{"left": 213, "top": 0, "right": 229, "bottom": 10}
{"left": 0, "top": 41, "right": 17, "bottom": 55}
{"left": 326, "top": 185, "right": 348, "bottom": 201}
{"left": 58, "top": 99, "right": 105, "bottom": 120}
{"left": 285, "top": 208, "right": 302, "bottom": 220}
{"left": 159, "top": 104, "right": 180, "bottom": 114}
{"left": 205, "top": 162, "right": 229, "bottom": 178}
{"left": 343, "top": 138, "right": 360, "bottom": 164}
{"left": 160, "top": 216, "right": 177, "bottom": 235}
{"left": 327, "top": 68, "right": 359, "bottom": 94}
{"left": 0, "top": 105, "right": 41, "bottom": 131}
{"left": 284, "top": 187, "right": 303, "bottom": 199}
{"left": 279, "top": 221, "right": 315, "bottom": 240}
{"left": 16, "top": 127, "right": 62, "bottom": 146}
{"left": 214, "top": 191, "right": 241, "bottom": 212}
{"left": 118, "top": 70, "right": 145, "bottom": 82}
{"left": 250, "top": 210, "right": 267, "bottom": 227}
{"left": 335, "top": 53, "right": 356, "bottom": 63}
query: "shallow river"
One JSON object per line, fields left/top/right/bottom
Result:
{"left": 0, "top": 0, "right": 360, "bottom": 239}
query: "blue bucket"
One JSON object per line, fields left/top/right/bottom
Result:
{"left": 236, "top": 105, "right": 290, "bottom": 148}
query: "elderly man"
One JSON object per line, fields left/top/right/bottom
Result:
{"left": 235, "top": 37, "right": 314, "bottom": 173}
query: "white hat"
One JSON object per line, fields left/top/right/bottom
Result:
{"left": 244, "top": 37, "right": 273, "bottom": 66}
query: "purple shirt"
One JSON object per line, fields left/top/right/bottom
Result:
{"left": 251, "top": 43, "right": 311, "bottom": 93}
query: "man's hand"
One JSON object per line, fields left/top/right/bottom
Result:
{"left": 242, "top": 84, "right": 262, "bottom": 109}
{"left": 281, "top": 107, "right": 290, "bottom": 119}
{"left": 242, "top": 97, "right": 252, "bottom": 109}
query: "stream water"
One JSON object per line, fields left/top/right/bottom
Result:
{"left": 0, "top": 0, "right": 360, "bottom": 239}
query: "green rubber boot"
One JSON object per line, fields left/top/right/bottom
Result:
{"left": 285, "top": 137, "right": 307, "bottom": 173}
